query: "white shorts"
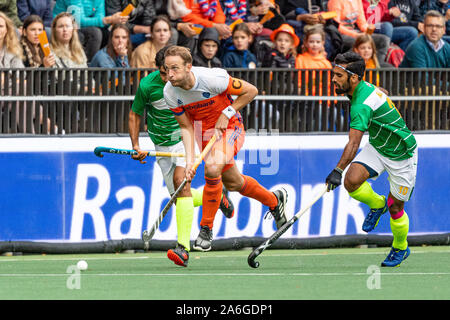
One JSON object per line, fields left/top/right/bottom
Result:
{"left": 353, "top": 143, "right": 418, "bottom": 202}
{"left": 155, "top": 141, "right": 186, "bottom": 195}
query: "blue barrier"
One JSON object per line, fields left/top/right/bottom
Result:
{"left": 0, "top": 135, "right": 449, "bottom": 241}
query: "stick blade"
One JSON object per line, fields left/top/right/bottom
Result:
{"left": 94, "top": 147, "right": 105, "bottom": 157}
{"left": 247, "top": 250, "right": 260, "bottom": 268}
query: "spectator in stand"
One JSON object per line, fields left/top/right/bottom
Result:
{"left": 50, "top": 12, "right": 88, "bottom": 68}
{"left": 130, "top": 15, "right": 171, "bottom": 68}
{"left": 20, "top": 15, "right": 55, "bottom": 67}
{"left": 20, "top": 15, "right": 56, "bottom": 133}
{"left": 0, "top": 12, "right": 24, "bottom": 133}
{"left": 220, "top": 0, "right": 270, "bottom": 36}
{"left": 400, "top": 10, "right": 450, "bottom": 67}
{"left": 327, "top": 0, "right": 391, "bottom": 62}
{"left": 353, "top": 34, "right": 392, "bottom": 86}
{"left": 353, "top": 34, "right": 392, "bottom": 68}
{"left": 106, "top": 0, "right": 152, "bottom": 47}
{"left": 53, "top": 0, "right": 130, "bottom": 62}
{"left": 261, "top": 23, "right": 298, "bottom": 68}
{"left": 106, "top": 0, "right": 161, "bottom": 47}
{"left": 0, "top": 11, "right": 24, "bottom": 68}
{"left": 280, "top": 0, "right": 343, "bottom": 61}
{"left": 295, "top": 24, "right": 332, "bottom": 95}
{"left": 17, "top": 0, "right": 53, "bottom": 35}
{"left": 387, "top": 0, "right": 424, "bottom": 33}
{"left": 0, "top": 0, "right": 23, "bottom": 29}
{"left": 362, "top": 0, "right": 418, "bottom": 51}
{"left": 295, "top": 24, "right": 333, "bottom": 130}
{"left": 247, "top": 0, "right": 286, "bottom": 31}
{"left": 419, "top": 0, "right": 450, "bottom": 43}
{"left": 279, "top": 0, "right": 324, "bottom": 38}
{"left": 193, "top": 26, "right": 222, "bottom": 67}
{"left": 180, "top": 0, "right": 232, "bottom": 44}
{"left": 221, "top": 22, "right": 257, "bottom": 67}
{"left": 90, "top": 24, "right": 132, "bottom": 68}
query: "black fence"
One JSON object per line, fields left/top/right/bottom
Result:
{"left": 1, "top": 68, "right": 449, "bottom": 134}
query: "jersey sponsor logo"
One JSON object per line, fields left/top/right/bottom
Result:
{"left": 184, "top": 99, "right": 216, "bottom": 111}
{"left": 177, "top": 99, "right": 183, "bottom": 105}
{"left": 202, "top": 92, "right": 211, "bottom": 98}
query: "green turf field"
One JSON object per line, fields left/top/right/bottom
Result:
{"left": 0, "top": 246, "right": 449, "bottom": 300}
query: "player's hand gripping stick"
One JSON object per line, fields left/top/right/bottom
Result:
{"left": 325, "top": 167, "right": 343, "bottom": 191}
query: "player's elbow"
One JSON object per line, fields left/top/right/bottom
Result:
{"left": 247, "top": 84, "right": 258, "bottom": 99}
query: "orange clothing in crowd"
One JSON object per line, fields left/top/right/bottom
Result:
{"left": 295, "top": 52, "right": 332, "bottom": 96}
{"left": 181, "top": 0, "right": 226, "bottom": 28}
{"left": 364, "top": 58, "right": 380, "bottom": 85}
{"left": 327, "top": 0, "right": 369, "bottom": 38}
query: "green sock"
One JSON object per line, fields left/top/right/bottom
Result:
{"left": 348, "top": 181, "right": 385, "bottom": 209}
{"left": 175, "top": 197, "right": 194, "bottom": 251}
{"left": 390, "top": 212, "right": 409, "bottom": 250}
{"left": 191, "top": 188, "right": 203, "bottom": 207}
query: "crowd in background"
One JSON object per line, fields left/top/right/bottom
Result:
{"left": 0, "top": 0, "right": 449, "bottom": 73}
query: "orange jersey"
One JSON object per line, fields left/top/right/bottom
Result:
{"left": 164, "top": 66, "right": 244, "bottom": 135}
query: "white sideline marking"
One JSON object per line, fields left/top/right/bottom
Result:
{"left": 0, "top": 249, "right": 449, "bottom": 262}
{"left": 0, "top": 272, "right": 450, "bottom": 277}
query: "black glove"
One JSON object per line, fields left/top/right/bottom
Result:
{"left": 326, "top": 167, "right": 343, "bottom": 191}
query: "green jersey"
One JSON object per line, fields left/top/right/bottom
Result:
{"left": 350, "top": 81, "right": 417, "bottom": 160}
{"left": 132, "top": 71, "right": 181, "bottom": 146}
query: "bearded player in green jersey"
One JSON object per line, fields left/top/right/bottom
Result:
{"left": 128, "top": 47, "right": 234, "bottom": 267}
{"left": 326, "top": 52, "right": 418, "bottom": 267}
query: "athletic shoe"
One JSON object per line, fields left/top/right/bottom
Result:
{"left": 220, "top": 187, "right": 234, "bottom": 218}
{"left": 362, "top": 197, "right": 388, "bottom": 232}
{"left": 193, "top": 225, "right": 213, "bottom": 251}
{"left": 381, "top": 247, "right": 410, "bottom": 267}
{"left": 167, "top": 244, "right": 189, "bottom": 267}
{"left": 268, "top": 188, "right": 288, "bottom": 229}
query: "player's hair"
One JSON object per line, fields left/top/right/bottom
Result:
{"left": 164, "top": 45, "right": 192, "bottom": 65}
{"left": 334, "top": 51, "right": 366, "bottom": 80}
{"left": 155, "top": 45, "right": 171, "bottom": 68}
{"left": 0, "top": 12, "right": 23, "bottom": 60}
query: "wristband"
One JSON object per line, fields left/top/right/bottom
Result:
{"left": 334, "top": 167, "right": 343, "bottom": 174}
{"left": 222, "top": 106, "right": 236, "bottom": 119}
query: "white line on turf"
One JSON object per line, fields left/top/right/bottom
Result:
{"left": 0, "top": 272, "right": 450, "bottom": 277}
{"left": 0, "top": 249, "right": 449, "bottom": 262}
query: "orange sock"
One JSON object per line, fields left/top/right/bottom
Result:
{"left": 239, "top": 175, "right": 277, "bottom": 209}
{"left": 201, "top": 176, "right": 222, "bottom": 229}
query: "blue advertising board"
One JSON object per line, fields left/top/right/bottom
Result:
{"left": 0, "top": 134, "right": 449, "bottom": 241}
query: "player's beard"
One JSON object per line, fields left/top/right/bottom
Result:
{"left": 334, "top": 78, "right": 351, "bottom": 94}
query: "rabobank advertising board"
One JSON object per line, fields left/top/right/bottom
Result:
{"left": 0, "top": 134, "right": 449, "bottom": 242}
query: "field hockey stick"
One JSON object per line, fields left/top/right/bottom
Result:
{"left": 142, "top": 135, "right": 217, "bottom": 247}
{"left": 248, "top": 184, "right": 328, "bottom": 268}
{"left": 94, "top": 146, "right": 186, "bottom": 158}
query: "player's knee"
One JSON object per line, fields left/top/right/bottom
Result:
{"left": 343, "top": 174, "right": 361, "bottom": 193}
{"left": 173, "top": 175, "right": 185, "bottom": 189}
{"left": 204, "top": 164, "right": 221, "bottom": 178}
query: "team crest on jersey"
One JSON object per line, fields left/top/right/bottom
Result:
{"left": 177, "top": 99, "right": 183, "bottom": 105}
{"left": 202, "top": 92, "right": 210, "bottom": 98}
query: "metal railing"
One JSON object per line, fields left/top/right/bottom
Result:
{"left": 1, "top": 68, "right": 449, "bottom": 134}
